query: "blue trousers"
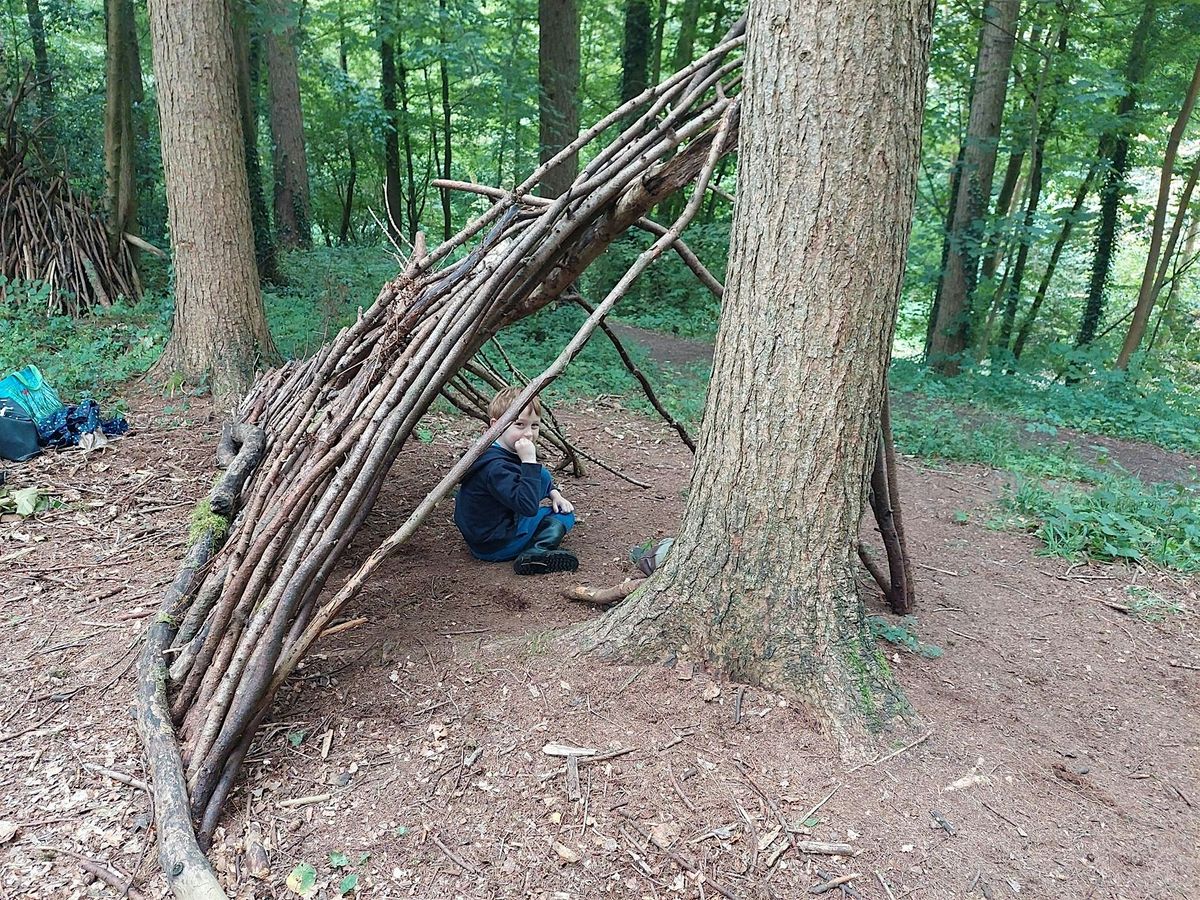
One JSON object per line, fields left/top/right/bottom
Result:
{"left": 471, "top": 507, "right": 576, "bottom": 561}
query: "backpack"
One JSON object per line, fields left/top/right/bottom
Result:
{"left": 0, "top": 365, "right": 64, "bottom": 421}
{"left": 0, "top": 398, "right": 41, "bottom": 462}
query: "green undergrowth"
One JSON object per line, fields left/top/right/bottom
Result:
{"left": 1003, "top": 475, "right": 1200, "bottom": 573}
{"left": 891, "top": 352, "right": 1200, "bottom": 454}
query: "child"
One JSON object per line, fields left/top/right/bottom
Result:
{"left": 454, "top": 386, "right": 578, "bottom": 575}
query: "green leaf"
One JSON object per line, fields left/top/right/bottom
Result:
{"left": 355, "top": 851, "right": 370, "bottom": 866}
{"left": 12, "top": 487, "right": 39, "bottom": 517}
{"left": 285, "top": 862, "right": 317, "bottom": 897}
{"left": 329, "top": 850, "right": 349, "bottom": 869}
{"left": 802, "top": 816, "right": 821, "bottom": 828}
{"left": 395, "top": 824, "right": 410, "bottom": 837}
{"left": 337, "top": 873, "right": 359, "bottom": 896}
{"left": 287, "top": 729, "right": 306, "bottom": 747}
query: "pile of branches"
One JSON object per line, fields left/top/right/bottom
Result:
{"left": 1, "top": 76, "right": 141, "bottom": 314}
{"left": 139, "top": 27, "right": 747, "bottom": 898}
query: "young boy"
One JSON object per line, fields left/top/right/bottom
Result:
{"left": 454, "top": 386, "right": 578, "bottom": 575}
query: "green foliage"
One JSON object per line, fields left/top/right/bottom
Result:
{"left": 891, "top": 356, "right": 1200, "bottom": 455}
{"left": 1003, "top": 476, "right": 1200, "bottom": 572}
{"left": 867, "top": 616, "right": 943, "bottom": 659}
{"left": 0, "top": 283, "right": 169, "bottom": 402}
{"left": 188, "top": 501, "right": 230, "bottom": 546}
{"left": 1125, "top": 585, "right": 1186, "bottom": 622}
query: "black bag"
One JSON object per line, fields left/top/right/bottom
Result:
{"left": 0, "top": 398, "right": 40, "bottom": 462}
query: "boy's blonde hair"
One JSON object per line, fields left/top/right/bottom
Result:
{"left": 488, "top": 386, "right": 544, "bottom": 421}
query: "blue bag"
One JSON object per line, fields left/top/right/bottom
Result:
{"left": 0, "top": 365, "right": 65, "bottom": 421}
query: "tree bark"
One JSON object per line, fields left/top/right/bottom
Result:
{"left": 1076, "top": 0, "right": 1157, "bottom": 347}
{"left": 266, "top": 0, "right": 311, "bottom": 249}
{"left": 397, "top": 51, "right": 420, "bottom": 240}
{"left": 672, "top": 0, "right": 703, "bottom": 71}
{"left": 578, "top": 0, "right": 933, "bottom": 743}
{"left": 619, "top": 0, "right": 651, "bottom": 104}
{"left": 648, "top": 0, "right": 668, "bottom": 86}
{"left": 537, "top": 0, "right": 580, "bottom": 199}
{"left": 232, "top": 1, "right": 278, "bottom": 282}
{"left": 24, "top": 0, "right": 54, "bottom": 135}
{"left": 147, "top": 0, "right": 278, "bottom": 400}
{"left": 380, "top": 2, "right": 403, "bottom": 242}
{"left": 1115, "top": 55, "right": 1200, "bottom": 369}
{"left": 105, "top": 0, "right": 139, "bottom": 264}
{"left": 926, "top": 0, "right": 1019, "bottom": 374}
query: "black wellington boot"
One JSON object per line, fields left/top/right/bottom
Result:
{"left": 513, "top": 517, "right": 578, "bottom": 576}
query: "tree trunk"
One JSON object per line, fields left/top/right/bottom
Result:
{"left": 996, "top": 130, "right": 1045, "bottom": 351}
{"left": 537, "top": 0, "right": 580, "bottom": 199}
{"left": 337, "top": 3, "right": 357, "bottom": 246}
{"left": 105, "top": 0, "right": 139, "bottom": 265}
{"left": 672, "top": 0, "right": 702, "bottom": 71}
{"left": 266, "top": 0, "right": 311, "bottom": 249}
{"left": 233, "top": 1, "right": 278, "bottom": 282}
{"left": 439, "top": 0, "right": 452, "bottom": 240}
{"left": 926, "top": 0, "right": 1019, "bottom": 375}
{"left": 648, "top": 0, "right": 668, "bottom": 85}
{"left": 619, "top": 0, "right": 651, "bottom": 104}
{"left": 380, "top": 3, "right": 403, "bottom": 242}
{"left": 1115, "top": 56, "right": 1200, "bottom": 369}
{"left": 147, "top": 0, "right": 277, "bottom": 400}
{"left": 922, "top": 148, "right": 963, "bottom": 360}
{"left": 1012, "top": 166, "right": 1095, "bottom": 360}
{"left": 397, "top": 54, "right": 420, "bottom": 241}
{"left": 1076, "top": 0, "right": 1157, "bottom": 347}
{"left": 578, "top": 0, "right": 934, "bottom": 743}
{"left": 24, "top": 0, "right": 54, "bottom": 135}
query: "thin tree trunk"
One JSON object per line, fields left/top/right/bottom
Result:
{"left": 1145, "top": 210, "right": 1198, "bottom": 358}
{"left": 105, "top": 0, "right": 139, "bottom": 266}
{"left": 923, "top": 148, "right": 962, "bottom": 360}
{"left": 233, "top": 1, "right": 278, "bottom": 282}
{"left": 398, "top": 54, "right": 419, "bottom": 241}
{"left": 620, "top": 0, "right": 651, "bottom": 104}
{"left": 926, "top": 0, "right": 1019, "bottom": 375}
{"left": 648, "top": 0, "right": 668, "bottom": 85}
{"left": 380, "top": 2, "right": 403, "bottom": 242}
{"left": 337, "top": 2, "right": 356, "bottom": 246}
{"left": 673, "top": 0, "right": 702, "bottom": 70}
{"left": 439, "top": 0, "right": 452, "bottom": 240}
{"left": 581, "top": 0, "right": 934, "bottom": 744}
{"left": 24, "top": 0, "right": 54, "bottom": 135}
{"left": 1012, "top": 166, "right": 1096, "bottom": 360}
{"left": 1116, "top": 56, "right": 1200, "bottom": 369}
{"left": 267, "top": 0, "right": 312, "bottom": 249}
{"left": 997, "top": 130, "right": 1046, "bottom": 351}
{"left": 538, "top": 0, "right": 580, "bottom": 199}
{"left": 1076, "top": 0, "right": 1157, "bottom": 347}
{"left": 147, "top": 0, "right": 277, "bottom": 401}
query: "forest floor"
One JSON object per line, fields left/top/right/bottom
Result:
{"left": 0, "top": 383, "right": 1198, "bottom": 900}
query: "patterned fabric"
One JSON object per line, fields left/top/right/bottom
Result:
{"left": 36, "top": 400, "right": 129, "bottom": 449}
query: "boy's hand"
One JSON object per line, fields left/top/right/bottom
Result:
{"left": 549, "top": 490, "right": 574, "bottom": 514}
{"left": 514, "top": 437, "right": 537, "bottom": 463}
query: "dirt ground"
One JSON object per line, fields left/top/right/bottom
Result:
{"left": 0, "top": 391, "right": 1197, "bottom": 900}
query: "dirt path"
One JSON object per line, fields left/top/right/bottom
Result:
{"left": 0, "top": 394, "right": 1196, "bottom": 899}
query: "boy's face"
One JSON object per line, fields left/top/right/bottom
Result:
{"left": 493, "top": 406, "right": 541, "bottom": 453}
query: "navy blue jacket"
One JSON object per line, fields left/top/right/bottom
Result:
{"left": 454, "top": 444, "right": 553, "bottom": 557}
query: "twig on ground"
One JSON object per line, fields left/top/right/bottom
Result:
{"left": 432, "top": 831, "right": 478, "bottom": 874}
{"left": 619, "top": 811, "right": 738, "bottom": 900}
{"left": 83, "top": 762, "right": 149, "bottom": 792}
{"left": 809, "top": 872, "right": 862, "bottom": 895}
{"left": 875, "top": 871, "right": 899, "bottom": 900}
{"left": 846, "top": 731, "right": 933, "bottom": 774}
{"left": 734, "top": 759, "right": 798, "bottom": 861}
{"left": 36, "top": 845, "right": 149, "bottom": 900}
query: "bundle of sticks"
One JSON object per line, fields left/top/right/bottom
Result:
{"left": 1, "top": 75, "right": 142, "bottom": 314}
{"left": 138, "top": 26, "right": 746, "bottom": 898}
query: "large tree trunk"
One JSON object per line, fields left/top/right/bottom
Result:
{"left": 147, "top": 0, "right": 277, "bottom": 401}
{"left": 537, "top": 0, "right": 580, "bottom": 199}
{"left": 1115, "top": 55, "right": 1200, "bottom": 369}
{"left": 578, "top": 0, "right": 933, "bottom": 743}
{"left": 105, "top": 0, "right": 139, "bottom": 264}
{"left": 619, "top": 0, "right": 651, "bottom": 104}
{"left": 1076, "top": 0, "right": 1157, "bottom": 347}
{"left": 266, "top": 0, "right": 312, "bottom": 249}
{"left": 232, "top": 1, "right": 278, "bottom": 282}
{"left": 672, "top": 0, "right": 703, "bottom": 71}
{"left": 926, "top": 0, "right": 1019, "bottom": 375}
{"left": 380, "top": 3, "right": 403, "bottom": 242}
{"left": 24, "top": 0, "right": 54, "bottom": 136}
